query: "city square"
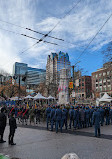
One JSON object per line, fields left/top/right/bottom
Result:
{"left": 0, "top": 0, "right": 112, "bottom": 159}
{"left": 0, "top": 124, "right": 112, "bottom": 159}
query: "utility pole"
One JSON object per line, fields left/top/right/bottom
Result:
{"left": 71, "top": 61, "right": 80, "bottom": 105}
{"left": 18, "top": 74, "right": 20, "bottom": 101}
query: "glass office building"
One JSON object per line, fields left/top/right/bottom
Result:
{"left": 13, "top": 62, "right": 46, "bottom": 86}
{"left": 27, "top": 67, "right": 46, "bottom": 86}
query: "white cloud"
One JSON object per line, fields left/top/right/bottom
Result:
{"left": 0, "top": 0, "right": 112, "bottom": 74}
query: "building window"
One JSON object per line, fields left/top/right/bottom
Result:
{"left": 104, "top": 82, "right": 106, "bottom": 85}
{"left": 96, "top": 74, "right": 98, "bottom": 78}
{"left": 96, "top": 79, "right": 98, "bottom": 82}
{"left": 103, "top": 72, "right": 106, "bottom": 76}
{"left": 103, "top": 79, "right": 106, "bottom": 82}
{"left": 99, "top": 83, "right": 102, "bottom": 86}
{"left": 96, "top": 88, "right": 98, "bottom": 91}
{"left": 82, "top": 83, "right": 84, "bottom": 86}
{"left": 99, "top": 73, "right": 102, "bottom": 77}
{"left": 107, "top": 71, "right": 110, "bottom": 75}
{"left": 96, "top": 84, "right": 98, "bottom": 87}
{"left": 82, "top": 89, "right": 84, "bottom": 92}
{"left": 103, "top": 87, "right": 106, "bottom": 91}
{"left": 100, "top": 87, "right": 102, "bottom": 91}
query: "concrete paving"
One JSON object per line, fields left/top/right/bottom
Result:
{"left": 0, "top": 123, "right": 112, "bottom": 159}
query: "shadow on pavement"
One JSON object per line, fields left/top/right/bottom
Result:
{"left": 17, "top": 124, "right": 112, "bottom": 140}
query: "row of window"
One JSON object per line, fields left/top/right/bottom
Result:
{"left": 96, "top": 87, "right": 111, "bottom": 91}
{"left": 96, "top": 77, "right": 111, "bottom": 82}
{"left": 96, "top": 82, "right": 111, "bottom": 87}
{"left": 95, "top": 71, "right": 112, "bottom": 78}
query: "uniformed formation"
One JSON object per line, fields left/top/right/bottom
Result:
{"left": 46, "top": 104, "right": 112, "bottom": 137}
{"left": 0, "top": 103, "right": 112, "bottom": 144}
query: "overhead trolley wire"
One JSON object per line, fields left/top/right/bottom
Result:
{"left": 0, "top": 0, "right": 82, "bottom": 68}
{"left": 75, "top": 12, "right": 112, "bottom": 62}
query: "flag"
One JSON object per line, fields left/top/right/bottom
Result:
{"left": 27, "top": 102, "right": 29, "bottom": 109}
{"left": 35, "top": 103, "right": 37, "bottom": 109}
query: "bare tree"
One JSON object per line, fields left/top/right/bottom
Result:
{"left": 102, "top": 42, "right": 112, "bottom": 63}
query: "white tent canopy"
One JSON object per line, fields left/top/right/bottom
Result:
{"left": 99, "top": 93, "right": 112, "bottom": 102}
{"left": 10, "top": 96, "right": 22, "bottom": 101}
{"left": 24, "top": 95, "right": 33, "bottom": 99}
{"left": 33, "top": 93, "right": 46, "bottom": 100}
{"left": 47, "top": 95, "right": 55, "bottom": 99}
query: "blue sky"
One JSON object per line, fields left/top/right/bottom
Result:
{"left": 0, "top": 0, "right": 112, "bottom": 75}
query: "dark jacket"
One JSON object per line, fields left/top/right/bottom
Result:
{"left": 92, "top": 111, "right": 101, "bottom": 128}
{"left": 0, "top": 112, "right": 7, "bottom": 128}
{"left": 79, "top": 109, "right": 85, "bottom": 121}
{"left": 9, "top": 117, "right": 17, "bottom": 130}
{"left": 55, "top": 108, "right": 62, "bottom": 120}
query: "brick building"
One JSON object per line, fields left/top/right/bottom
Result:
{"left": 74, "top": 76, "right": 92, "bottom": 99}
{"left": 92, "top": 62, "right": 112, "bottom": 98}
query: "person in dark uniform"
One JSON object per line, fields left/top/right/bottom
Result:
{"left": 46, "top": 105, "right": 51, "bottom": 130}
{"left": 9, "top": 112, "right": 17, "bottom": 145}
{"left": 69, "top": 106, "right": 74, "bottom": 129}
{"left": 50, "top": 105, "right": 56, "bottom": 131}
{"left": 61, "top": 106, "right": 68, "bottom": 130}
{"left": 0, "top": 107, "right": 7, "bottom": 143}
{"left": 55, "top": 105, "right": 62, "bottom": 133}
{"left": 105, "top": 106, "right": 110, "bottom": 125}
{"left": 92, "top": 107, "right": 101, "bottom": 137}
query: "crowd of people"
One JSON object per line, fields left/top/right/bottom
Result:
{"left": 46, "top": 104, "right": 112, "bottom": 136}
{"left": 0, "top": 103, "right": 112, "bottom": 146}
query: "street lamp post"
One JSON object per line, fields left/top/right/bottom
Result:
{"left": 72, "top": 61, "right": 80, "bottom": 105}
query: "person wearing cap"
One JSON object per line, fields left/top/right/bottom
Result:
{"left": 74, "top": 106, "right": 80, "bottom": 129}
{"left": 109, "top": 106, "right": 112, "bottom": 125}
{"left": 61, "top": 106, "right": 68, "bottom": 130}
{"left": 46, "top": 105, "right": 51, "bottom": 130}
{"left": 99, "top": 106, "right": 105, "bottom": 126}
{"left": 50, "top": 105, "right": 56, "bottom": 131}
{"left": 9, "top": 112, "right": 17, "bottom": 145}
{"left": 92, "top": 107, "right": 101, "bottom": 137}
{"left": 0, "top": 107, "right": 7, "bottom": 143}
{"left": 55, "top": 105, "right": 62, "bottom": 133}
{"left": 79, "top": 106, "right": 85, "bottom": 128}
{"left": 105, "top": 106, "right": 110, "bottom": 125}
{"left": 69, "top": 106, "right": 74, "bottom": 129}
{"left": 85, "top": 106, "right": 90, "bottom": 128}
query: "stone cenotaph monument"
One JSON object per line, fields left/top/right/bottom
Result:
{"left": 58, "top": 68, "right": 70, "bottom": 105}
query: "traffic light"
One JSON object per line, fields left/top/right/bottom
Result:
{"left": 22, "top": 76, "right": 26, "bottom": 81}
{"left": 13, "top": 76, "right": 17, "bottom": 79}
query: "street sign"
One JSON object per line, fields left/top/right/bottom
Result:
{"left": 75, "top": 79, "right": 79, "bottom": 86}
{"left": 72, "top": 91, "right": 75, "bottom": 97}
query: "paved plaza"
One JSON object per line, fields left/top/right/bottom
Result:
{"left": 0, "top": 124, "right": 112, "bottom": 159}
